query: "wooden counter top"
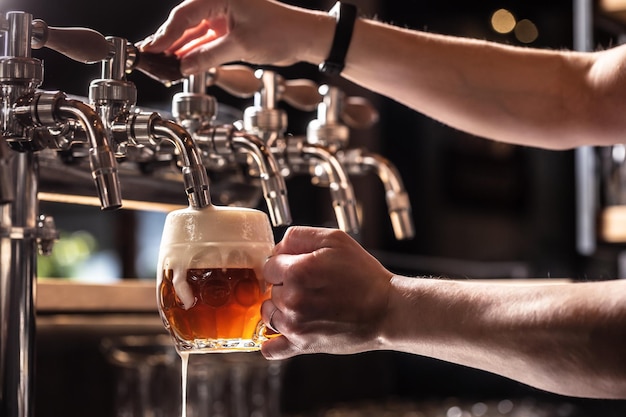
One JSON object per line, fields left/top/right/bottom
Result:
{"left": 37, "top": 279, "right": 158, "bottom": 313}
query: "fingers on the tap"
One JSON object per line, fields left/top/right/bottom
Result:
{"left": 139, "top": 18, "right": 192, "bottom": 52}
{"left": 138, "top": 25, "right": 171, "bottom": 53}
{"left": 143, "top": 0, "right": 224, "bottom": 52}
{"left": 164, "top": 20, "right": 212, "bottom": 56}
{"left": 172, "top": 30, "right": 218, "bottom": 57}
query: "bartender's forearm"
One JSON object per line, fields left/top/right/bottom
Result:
{"left": 297, "top": 12, "right": 626, "bottom": 149}
{"left": 382, "top": 276, "right": 626, "bottom": 399}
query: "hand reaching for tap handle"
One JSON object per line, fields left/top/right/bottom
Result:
{"left": 139, "top": 0, "right": 327, "bottom": 71}
{"left": 163, "top": 19, "right": 226, "bottom": 58}
{"left": 140, "top": 0, "right": 626, "bottom": 400}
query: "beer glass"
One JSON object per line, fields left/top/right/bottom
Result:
{"left": 157, "top": 204, "right": 275, "bottom": 353}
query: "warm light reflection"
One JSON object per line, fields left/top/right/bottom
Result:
{"left": 600, "top": 0, "right": 626, "bottom": 12}
{"left": 491, "top": 9, "right": 516, "bottom": 34}
{"left": 38, "top": 192, "right": 185, "bottom": 212}
{"left": 514, "top": 19, "right": 539, "bottom": 44}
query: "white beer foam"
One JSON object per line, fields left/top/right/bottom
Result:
{"left": 161, "top": 205, "right": 274, "bottom": 245}
{"left": 157, "top": 205, "right": 274, "bottom": 310}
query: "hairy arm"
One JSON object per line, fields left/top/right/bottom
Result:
{"left": 383, "top": 276, "right": 626, "bottom": 398}
{"left": 261, "top": 226, "right": 626, "bottom": 399}
{"left": 298, "top": 16, "right": 626, "bottom": 149}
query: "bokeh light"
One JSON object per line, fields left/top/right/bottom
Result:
{"left": 491, "top": 9, "right": 516, "bottom": 34}
{"left": 491, "top": 8, "right": 539, "bottom": 44}
{"left": 514, "top": 19, "right": 539, "bottom": 43}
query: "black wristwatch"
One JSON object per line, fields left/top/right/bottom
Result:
{"left": 318, "top": 1, "right": 358, "bottom": 76}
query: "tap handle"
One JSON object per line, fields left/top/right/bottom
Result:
{"left": 31, "top": 19, "right": 111, "bottom": 64}
{"left": 208, "top": 65, "right": 262, "bottom": 98}
{"left": 342, "top": 96, "right": 379, "bottom": 129}
{"left": 131, "top": 47, "right": 184, "bottom": 86}
{"left": 282, "top": 79, "right": 321, "bottom": 111}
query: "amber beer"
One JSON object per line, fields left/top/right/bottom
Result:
{"left": 159, "top": 267, "right": 268, "bottom": 345}
{"left": 157, "top": 205, "right": 274, "bottom": 353}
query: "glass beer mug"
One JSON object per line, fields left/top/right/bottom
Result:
{"left": 157, "top": 204, "right": 275, "bottom": 353}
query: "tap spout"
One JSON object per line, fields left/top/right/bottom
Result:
{"left": 54, "top": 95, "right": 122, "bottom": 210}
{"left": 14, "top": 91, "right": 122, "bottom": 209}
{"left": 300, "top": 144, "right": 359, "bottom": 234}
{"left": 231, "top": 131, "right": 291, "bottom": 226}
{"left": 129, "top": 112, "right": 211, "bottom": 209}
{"left": 344, "top": 149, "right": 415, "bottom": 240}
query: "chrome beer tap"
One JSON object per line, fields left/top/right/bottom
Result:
{"left": 0, "top": 11, "right": 122, "bottom": 417}
{"left": 307, "top": 84, "right": 415, "bottom": 240}
{"left": 243, "top": 69, "right": 360, "bottom": 234}
{"left": 88, "top": 36, "right": 210, "bottom": 208}
{"left": 25, "top": 18, "right": 123, "bottom": 210}
{"left": 170, "top": 66, "right": 292, "bottom": 226}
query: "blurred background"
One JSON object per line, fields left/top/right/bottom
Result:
{"left": 4, "top": 0, "right": 626, "bottom": 416}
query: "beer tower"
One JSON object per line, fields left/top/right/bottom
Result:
{"left": 0, "top": 11, "right": 122, "bottom": 417}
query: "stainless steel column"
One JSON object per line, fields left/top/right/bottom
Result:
{"left": 573, "top": 0, "right": 597, "bottom": 255}
{"left": 0, "top": 151, "right": 38, "bottom": 417}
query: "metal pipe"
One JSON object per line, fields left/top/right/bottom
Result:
{"left": 255, "top": 70, "right": 279, "bottom": 110}
{"left": 232, "top": 131, "right": 291, "bottom": 226}
{"left": 0, "top": 203, "right": 9, "bottom": 415}
{"left": 344, "top": 149, "right": 415, "bottom": 240}
{"left": 103, "top": 37, "right": 126, "bottom": 81}
{"left": 573, "top": 0, "right": 597, "bottom": 255}
{"left": 149, "top": 116, "right": 211, "bottom": 209}
{"left": 301, "top": 144, "right": 359, "bottom": 234}
{"left": 0, "top": 139, "right": 14, "bottom": 204}
{"left": 55, "top": 96, "right": 122, "bottom": 210}
{"left": 1, "top": 12, "right": 37, "bottom": 417}
{"left": 6, "top": 12, "right": 30, "bottom": 58}
{"left": 0, "top": 151, "right": 38, "bottom": 417}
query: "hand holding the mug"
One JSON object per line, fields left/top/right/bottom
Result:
{"left": 260, "top": 226, "right": 394, "bottom": 360}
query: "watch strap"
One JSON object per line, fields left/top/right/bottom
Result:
{"left": 318, "top": 2, "right": 357, "bottom": 76}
